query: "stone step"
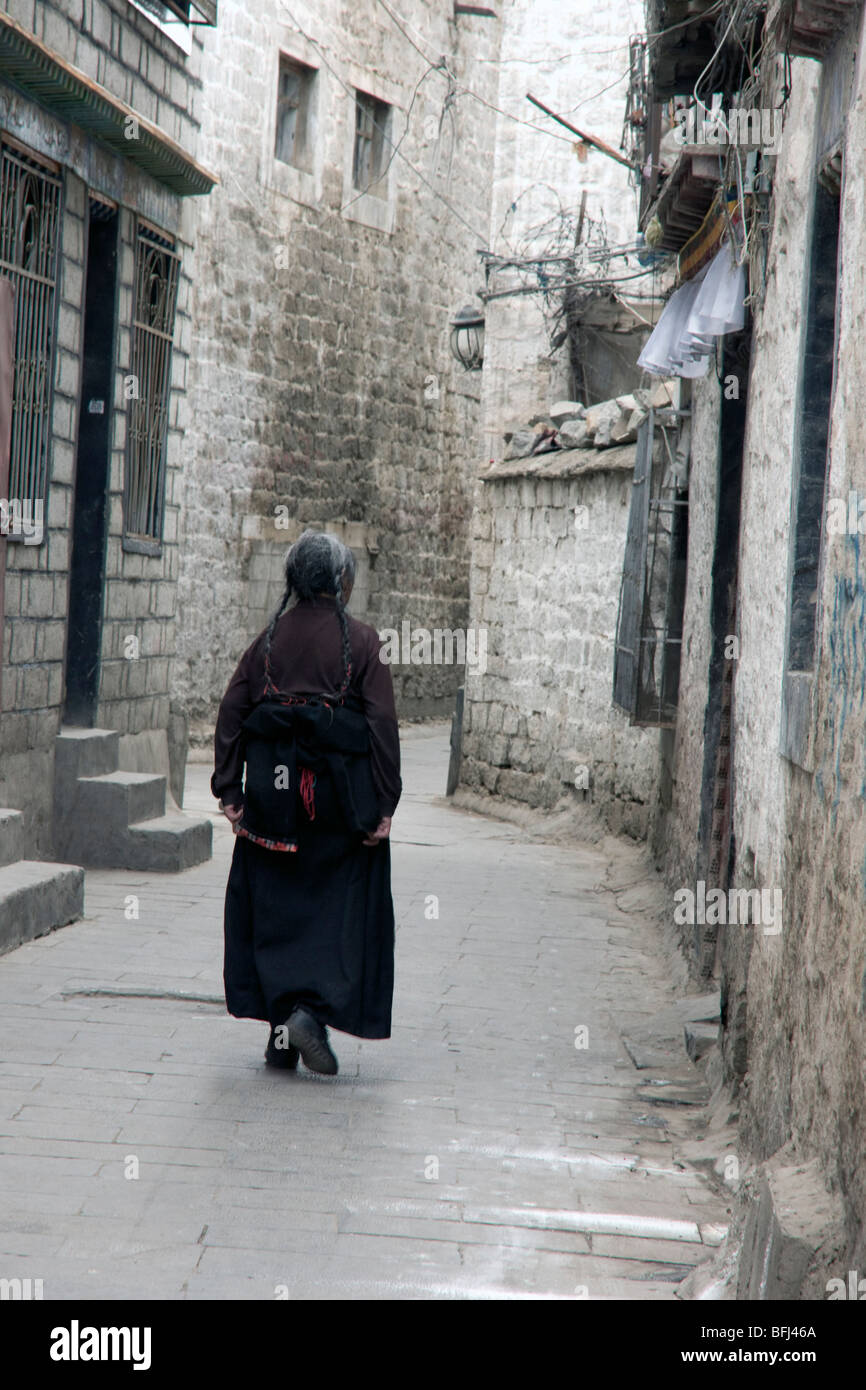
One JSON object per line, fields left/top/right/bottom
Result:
{"left": 0, "top": 808, "right": 26, "bottom": 869}
{"left": 56, "top": 727, "right": 120, "bottom": 782}
{"left": 76, "top": 771, "right": 167, "bottom": 827}
{"left": 126, "top": 813, "right": 213, "bottom": 873}
{"left": 0, "top": 860, "right": 85, "bottom": 957}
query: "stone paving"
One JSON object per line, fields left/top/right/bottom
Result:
{"left": 0, "top": 724, "right": 727, "bottom": 1300}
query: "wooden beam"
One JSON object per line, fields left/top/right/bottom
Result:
{"left": 526, "top": 93, "right": 634, "bottom": 169}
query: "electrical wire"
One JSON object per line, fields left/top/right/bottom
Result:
{"left": 278, "top": 0, "right": 491, "bottom": 245}
{"left": 339, "top": 59, "right": 444, "bottom": 217}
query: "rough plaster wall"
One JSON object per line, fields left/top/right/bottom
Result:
{"left": 460, "top": 454, "right": 658, "bottom": 833}
{"left": 175, "top": 0, "right": 500, "bottom": 726}
{"left": 735, "top": 37, "right": 866, "bottom": 1252}
{"left": 726, "top": 60, "right": 819, "bottom": 1161}
{"left": 479, "top": 0, "right": 645, "bottom": 461}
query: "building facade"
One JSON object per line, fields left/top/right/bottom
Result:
{"left": 620, "top": 0, "right": 866, "bottom": 1288}
{"left": 456, "top": 0, "right": 660, "bottom": 835}
{"left": 0, "top": 1, "right": 216, "bottom": 881}
{"left": 174, "top": 0, "right": 503, "bottom": 733}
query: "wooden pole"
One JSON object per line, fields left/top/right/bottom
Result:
{"left": 527, "top": 93, "right": 635, "bottom": 170}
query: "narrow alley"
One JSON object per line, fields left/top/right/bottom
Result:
{"left": 0, "top": 727, "right": 726, "bottom": 1300}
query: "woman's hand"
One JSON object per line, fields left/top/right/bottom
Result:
{"left": 362, "top": 816, "right": 391, "bottom": 846}
{"left": 220, "top": 802, "right": 244, "bottom": 828}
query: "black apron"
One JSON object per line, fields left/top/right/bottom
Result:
{"left": 222, "top": 697, "right": 395, "bottom": 1038}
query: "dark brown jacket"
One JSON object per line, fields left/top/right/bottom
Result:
{"left": 212, "top": 596, "right": 401, "bottom": 818}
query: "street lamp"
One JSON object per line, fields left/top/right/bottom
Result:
{"left": 449, "top": 305, "right": 485, "bottom": 371}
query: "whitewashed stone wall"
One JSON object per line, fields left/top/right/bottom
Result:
{"left": 459, "top": 0, "right": 656, "bottom": 832}
{"left": 479, "top": 0, "right": 645, "bottom": 459}
{"left": 175, "top": 0, "right": 502, "bottom": 728}
{"left": 460, "top": 445, "right": 659, "bottom": 836}
{"left": 657, "top": 31, "right": 866, "bottom": 1257}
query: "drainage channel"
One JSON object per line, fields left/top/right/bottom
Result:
{"left": 59, "top": 985, "right": 224, "bottom": 1005}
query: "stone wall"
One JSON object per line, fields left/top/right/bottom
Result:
{"left": 175, "top": 0, "right": 502, "bottom": 730}
{"left": 0, "top": 0, "right": 206, "bottom": 852}
{"left": 653, "top": 35, "right": 866, "bottom": 1263}
{"left": 477, "top": 0, "right": 645, "bottom": 463}
{"left": 460, "top": 444, "right": 659, "bottom": 837}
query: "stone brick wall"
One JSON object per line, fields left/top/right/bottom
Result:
{"left": 459, "top": 446, "right": 659, "bottom": 837}
{"left": 175, "top": 0, "right": 502, "bottom": 731}
{"left": 654, "top": 44, "right": 866, "bottom": 1260}
{"left": 477, "top": 0, "right": 645, "bottom": 463}
{"left": 0, "top": 0, "right": 207, "bottom": 851}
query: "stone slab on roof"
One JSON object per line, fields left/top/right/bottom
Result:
{"left": 480, "top": 441, "right": 636, "bottom": 482}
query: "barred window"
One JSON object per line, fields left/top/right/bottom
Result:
{"left": 123, "top": 223, "right": 180, "bottom": 552}
{"left": 0, "top": 141, "right": 62, "bottom": 530}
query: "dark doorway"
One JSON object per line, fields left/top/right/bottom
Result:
{"left": 695, "top": 328, "right": 751, "bottom": 981}
{"left": 63, "top": 198, "right": 118, "bottom": 725}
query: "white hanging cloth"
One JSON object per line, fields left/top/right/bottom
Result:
{"left": 637, "top": 235, "right": 746, "bottom": 378}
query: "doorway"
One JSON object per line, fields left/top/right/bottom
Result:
{"left": 63, "top": 197, "right": 118, "bottom": 725}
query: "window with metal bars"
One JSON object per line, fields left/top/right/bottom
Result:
{"left": 613, "top": 407, "right": 689, "bottom": 726}
{"left": 353, "top": 91, "right": 391, "bottom": 194}
{"left": 0, "top": 141, "right": 62, "bottom": 535}
{"left": 123, "top": 223, "right": 180, "bottom": 553}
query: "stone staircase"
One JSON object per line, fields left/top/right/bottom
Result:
{"left": 54, "top": 727, "right": 213, "bottom": 871}
{"left": 0, "top": 807, "right": 84, "bottom": 957}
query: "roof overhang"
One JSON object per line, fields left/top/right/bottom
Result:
{"left": 646, "top": 0, "right": 729, "bottom": 99}
{"left": 772, "top": 0, "right": 862, "bottom": 58}
{"left": 642, "top": 146, "right": 722, "bottom": 252}
{"left": 165, "top": 1, "right": 217, "bottom": 22}
{"left": 0, "top": 11, "right": 217, "bottom": 196}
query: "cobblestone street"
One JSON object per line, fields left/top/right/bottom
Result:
{"left": 0, "top": 726, "right": 727, "bottom": 1300}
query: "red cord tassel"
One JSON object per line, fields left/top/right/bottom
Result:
{"left": 299, "top": 767, "right": 316, "bottom": 820}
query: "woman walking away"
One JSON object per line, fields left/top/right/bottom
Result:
{"left": 211, "top": 530, "right": 401, "bottom": 1076}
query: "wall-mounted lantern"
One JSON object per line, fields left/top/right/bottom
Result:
{"left": 449, "top": 305, "right": 485, "bottom": 371}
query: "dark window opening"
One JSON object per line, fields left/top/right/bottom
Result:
{"left": 132, "top": 0, "right": 217, "bottom": 26}
{"left": 786, "top": 180, "right": 840, "bottom": 673}
{"left": 275, "top": 57, "right": 316, "bottom": 171}
{"left": 353, "top": 91, "right": 391, "bottom": 195}
{"left": 614, "top": 406, "right": 690, "bottom": 726}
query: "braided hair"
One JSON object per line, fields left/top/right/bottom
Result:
{"left": 263, "top": 530, "right": 356, "bottom": 698}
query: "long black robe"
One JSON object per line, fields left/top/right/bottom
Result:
{"left": 212, "top": 597, "right": 401, "bottom": 1039}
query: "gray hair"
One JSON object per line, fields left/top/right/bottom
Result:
{"left": 264, "top": 530, "right": 356, "bottom": 697}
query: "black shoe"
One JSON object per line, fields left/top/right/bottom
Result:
{"left": 265, "top": 1024, "right": 300, "bottom": 1070}
{"left": 286, "top": 1006, "right": 338, "bottom": 1075}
